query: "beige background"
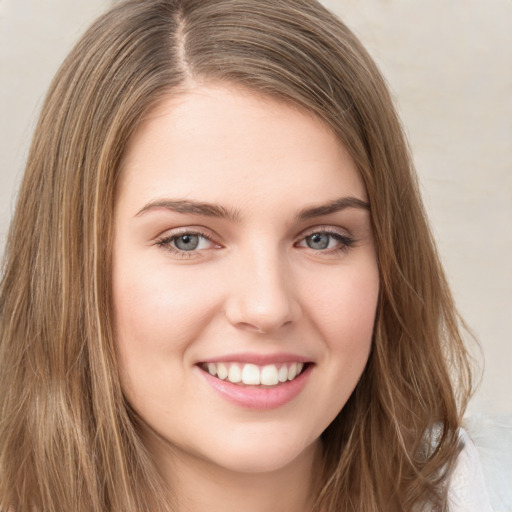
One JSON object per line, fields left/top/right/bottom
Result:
{"left": 1, "top": 0, "right": 511, "bottom": 416}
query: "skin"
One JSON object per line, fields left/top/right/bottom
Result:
{"left": 112, "top": 83, "right": 379, "bottom": 512}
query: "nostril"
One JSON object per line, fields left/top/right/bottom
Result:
{"left": 223, "top": 272, "right": 301, "bottom": 333}
{"left": 235, "top": 321, "right": 272, "bottom": 334}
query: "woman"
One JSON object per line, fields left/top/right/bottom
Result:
{"left": 0, "top": 0, "right": 489, "bottom": 511}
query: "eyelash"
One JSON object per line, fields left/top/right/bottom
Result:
{"left": 297, "top": 228, "right": 356, "bottom": 254}
{"left": 155, "top": 230, "right": 216, "bottom": 258}
{"left": 155, "top": 227, "right": 355, "bottom": 257}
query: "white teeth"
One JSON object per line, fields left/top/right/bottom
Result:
{"left": 288, "top": 362, "right": 297, "bottom": 381}
{"left": 203, "top": 361, "right": 306, "bottom": 386}
{"left": 261, "top": 365, "right": 279, "bottom": 386}
{"left": 228, "top": 364, "right": 242, "bottom": 383}
{"left": 278, "top": 365, "right": 289, "bottom": 382}
{"left": 217, "top": 362, "right": 228, "bottom": 380}
{"left": 242, "top": 364, "right": 260, "bottom": 385}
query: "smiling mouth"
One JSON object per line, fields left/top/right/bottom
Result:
{"left": 199, "top": 362, "right": 308, "bottom": 387}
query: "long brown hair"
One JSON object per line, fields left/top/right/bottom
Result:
{"left": 0, "top": 1, "right": 473, "bottom": 510}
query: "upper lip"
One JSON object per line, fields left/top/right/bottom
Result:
{"left": 198, "top": 352, "right": 312, "bottom": 366}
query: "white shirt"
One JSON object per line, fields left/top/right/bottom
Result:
{"left": 448, "top": 428, "right": 494, "bottom": 511}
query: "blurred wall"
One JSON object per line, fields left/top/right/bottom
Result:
{"left": 0, "top": 0, "right": 113, "bottom": 242}
{"left": 1, "top": 0, "right": 511, "bottom": 415}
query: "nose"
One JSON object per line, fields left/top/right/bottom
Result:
{"left": 224, "top": 246, "right": 301, "bottom": 334}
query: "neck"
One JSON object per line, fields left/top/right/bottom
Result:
{"left": 146, "top": 433, "right": 323, "bottom": 512}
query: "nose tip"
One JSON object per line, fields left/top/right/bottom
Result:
{"left": 224, "top": 260, "right": 300, "bottom": 334}
{"left": 227, "top": 297, "right": 297, "bottom": 334}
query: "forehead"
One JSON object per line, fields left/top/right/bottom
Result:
{"left": 118, "top": 84, "right": 367, "bottom": 214}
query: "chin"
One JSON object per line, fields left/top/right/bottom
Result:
{"left": 192, "top": 428, "right": 320, "bottom": 475}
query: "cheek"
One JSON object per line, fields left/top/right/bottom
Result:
{"left": 111, "top": 258, "right": 222, "bottom": 416}
{"left": 304, "top": 264, "right": 379, "bottom": 345}
{"left": 301, "top": 262, "right": 379, "bottom": 406}
{"left": 112, "top": 259, "right": 219, "bottom": 352}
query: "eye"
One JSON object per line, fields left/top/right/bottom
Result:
{"left": 296, "top": 229, "right": 355, "bottom": 253}
{"left": 173, "top": 233, "right": 205, "bottom": 251}
{"left": 155, "top": 230, "right": 218, "bottom": 255}
{"left": 305, "top": 233, "right": 332, "bottom": 250}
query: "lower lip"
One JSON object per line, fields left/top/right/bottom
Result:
{"left": 197, "top": 364, "right": 312, "bottom": 410}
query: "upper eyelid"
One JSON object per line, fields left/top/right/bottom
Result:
{"left": 156, "top": 226, "right": 217, "bottom": 241}
{"left": 296, "top": 225, "right": 352, "bottom": 239}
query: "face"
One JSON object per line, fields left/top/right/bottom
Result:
{"left": 112, "top": 84, "right": 379, "bottom": 477}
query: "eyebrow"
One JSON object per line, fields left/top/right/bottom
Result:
{"left": 135, "top": 199, "right": 240, "bottom": 220}
{"left": 295, "top": 196, "right": 369, "bottom": 221}
{"left": 135, "top": 196, "right": 369, "bottom": 221}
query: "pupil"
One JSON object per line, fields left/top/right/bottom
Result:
{"left": 175, "top": 234, "right": 199, "bottom": 251}
{"left": 307, "top": 233, "right": 329, "bottom": 250}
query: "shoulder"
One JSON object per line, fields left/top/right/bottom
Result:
{"left": 447, "top": 428, "right": 494, "bottom": 512}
